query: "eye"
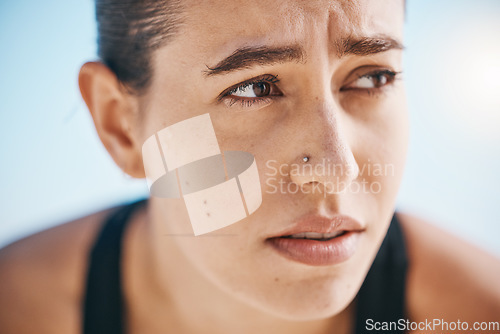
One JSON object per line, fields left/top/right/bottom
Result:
{"left": 341, "top": 69, "right": 400, "bottom": 92}
{"left": 219, "top": 74, "right": 282, "bottom": 108}
{"left": 232, "top": 82, "right": 272, "bottom": 98}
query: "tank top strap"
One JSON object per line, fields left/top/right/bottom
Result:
{"left": 82, "top": 198, "right": 147, "bottom": 334}
{"left": 354, "top": 213, "right": 408, "bottom": 334}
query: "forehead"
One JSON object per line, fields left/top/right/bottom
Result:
{"left": 180, "top": 0, "right": 404, "bottom": 56}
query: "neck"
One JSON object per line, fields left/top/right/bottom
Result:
{"left": 125, "top": 199, "right": 355, "bottom": 334}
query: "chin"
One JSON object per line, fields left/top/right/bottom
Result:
{"left": 242, "top": 273, "right": 362, "bottom": 321}
{"left": 247, "top": 240, "right": 374, "bottom": 321}
{"left": 260, "top": 293, "right": 355, "bottom": 321}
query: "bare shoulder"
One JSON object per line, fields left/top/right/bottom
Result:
{"left": 0, "top": 207, "right": 114, "bottom": 334}
{"left": 398, "top": 212, "right": 500, "bottom": 331}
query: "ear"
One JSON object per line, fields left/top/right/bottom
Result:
{"left": 78, "top": 62, "right": 146, "bottom": 178}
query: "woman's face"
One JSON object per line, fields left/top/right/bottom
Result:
{"left": 139, "top": 0, "right": 407, "bottom": 320}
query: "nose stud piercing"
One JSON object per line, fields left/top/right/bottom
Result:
{"left": 302, "top": 156, "right": 310, "bottom": 163}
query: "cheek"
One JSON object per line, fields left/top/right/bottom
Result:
{"left": 349, "top": 88, "right": 409, "bottom": 218}
{"left": 372, "top": 90, "right": 409, "bottom": 185}
{"left": 170, "top": 228, "right": 268, "bottom": 302}
{"left": 347, "top": 86, "right": 408, "bottom": 174}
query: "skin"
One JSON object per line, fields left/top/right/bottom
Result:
{"left": 0, "top": 1, "right": 499, "bottom": 333}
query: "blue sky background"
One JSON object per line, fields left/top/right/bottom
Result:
{"left": 1, "top": 0, "right": 499, "bottom": 255}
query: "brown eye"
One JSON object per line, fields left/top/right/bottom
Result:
{"left": 231, "top": 82, "right": 273, "bottom": 98}
{"left": 253, "top": 82, "right": 271, "bottom": 97}
{"left": 219, "top": 74, "right": 282, "bottom": 108}
{"left": 341, "top": 69, "right": 399, "bottom": 91}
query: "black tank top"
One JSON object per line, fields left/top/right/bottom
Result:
{"left": 83, "top": 199, "right": 408, "bottom": 334}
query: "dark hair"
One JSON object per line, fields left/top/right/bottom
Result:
{"left": 96, "top": 0, "right": 183, "bottom": 94}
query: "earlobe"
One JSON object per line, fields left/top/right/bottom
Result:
{"left": 78, "top": 62, "right": 146, "bottom": 179}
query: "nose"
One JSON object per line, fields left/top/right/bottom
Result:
{"left": 289, "top": 98, "right": 359, "bottom": 194}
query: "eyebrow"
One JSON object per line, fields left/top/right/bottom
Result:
{"left": 335, "top": 35, "right": 404, "bottom": 57}
{"left": 204, "top": 45, "right": 305, "bottom": 77}
{"left": 204, "top": 35, "right": 403, "bottom": 77}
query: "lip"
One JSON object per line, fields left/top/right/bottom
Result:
{"left": 266, "top": 214, "right": 365, "bottom": 266}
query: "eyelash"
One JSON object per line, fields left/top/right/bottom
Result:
{"left": 219, "top": 69, "right": 401, "bottom": 108}
{"left": 219, "top": 74, "right": 281, "bottom": 108}
{"left": 341, "top": 69, "right": 401, "bottom": 95}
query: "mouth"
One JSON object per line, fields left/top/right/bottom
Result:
{"left": 265, "top": 214, "right": 364, "bottom": 266}
{"left": 281, "top": 230, "right": 347, "bottom": 240}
